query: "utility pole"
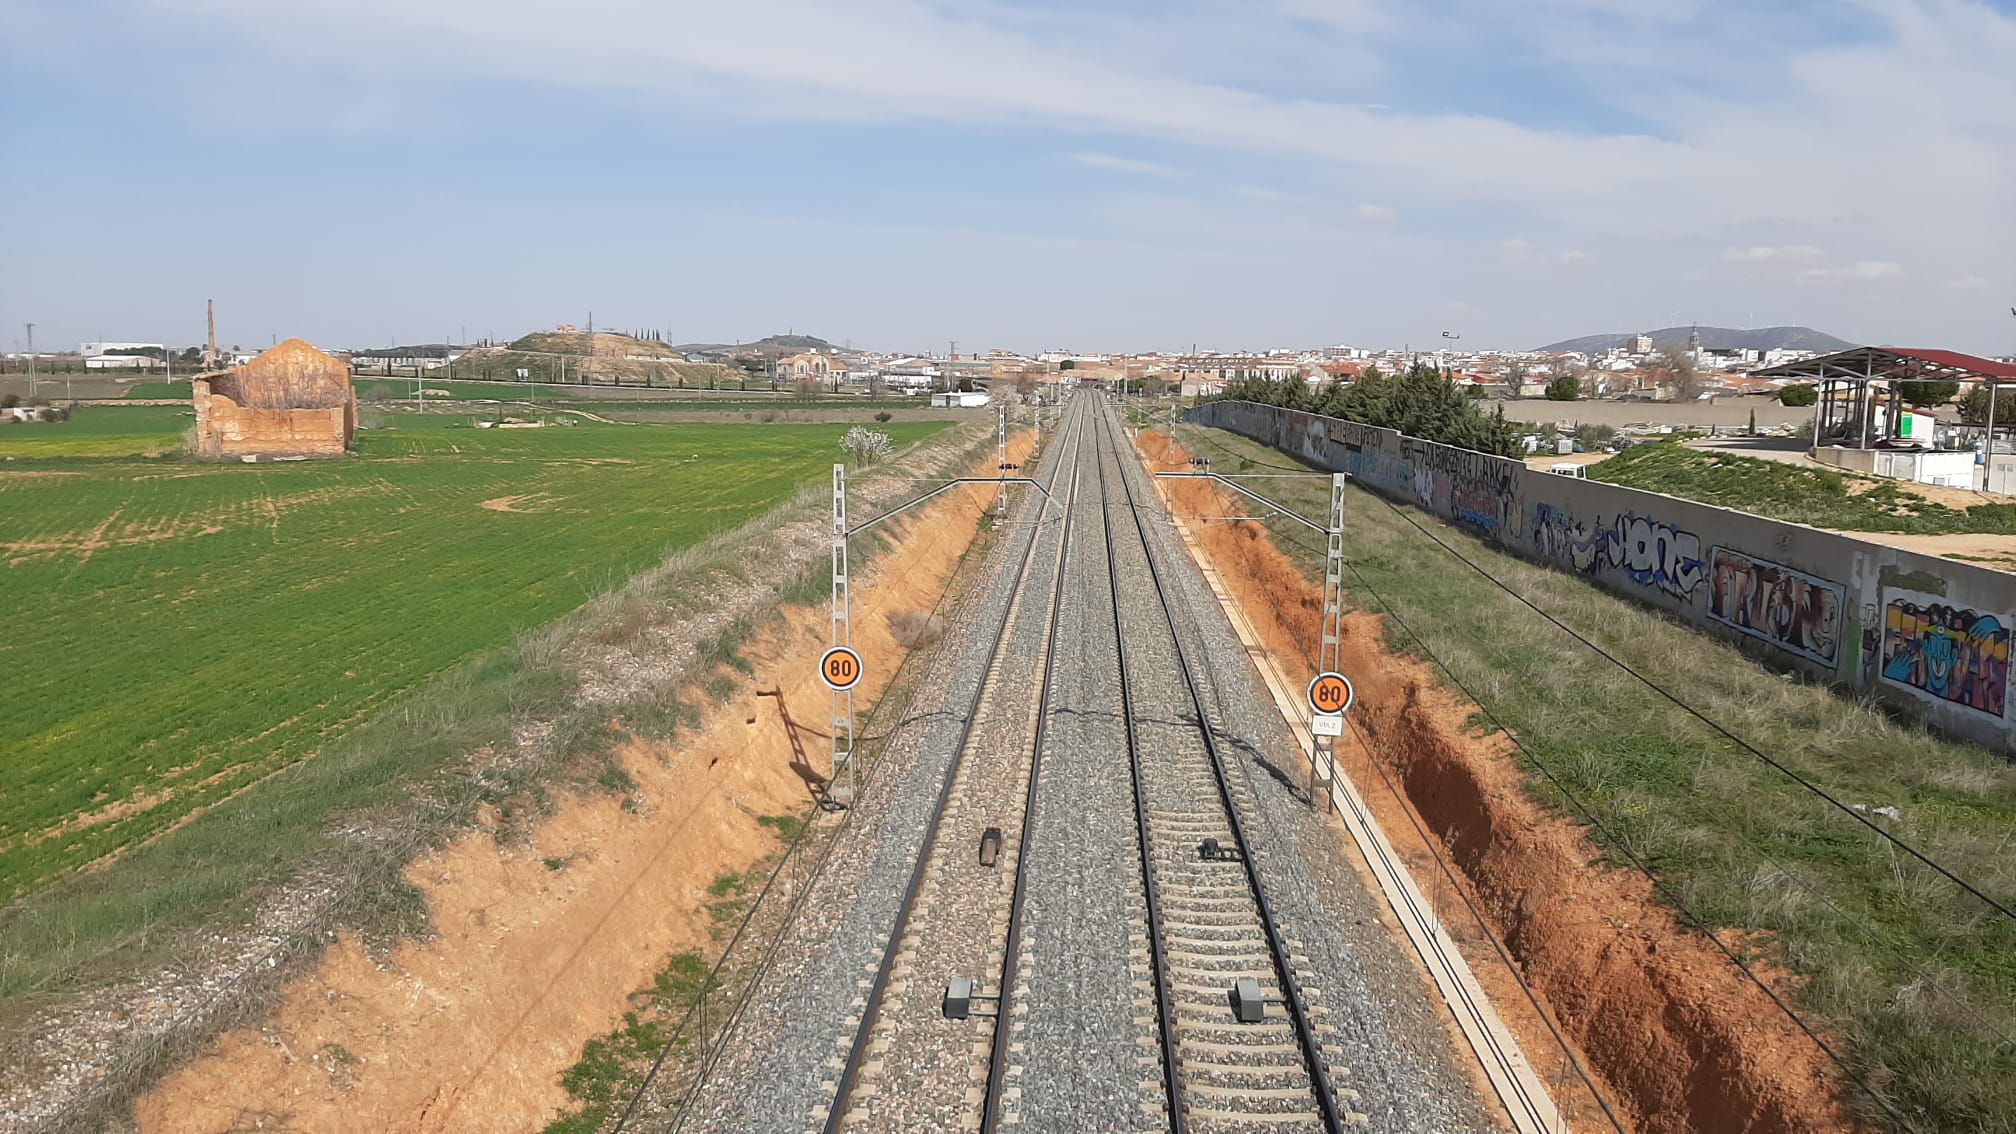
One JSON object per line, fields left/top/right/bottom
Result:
{"left": 830, "top": 465, "right": 857, "bottom": 804}
{"left": 997, "top": 401, "right": 1008, "bottom": 521}
{"left": 1312, "top": 472, "right": 1347, "bottom": 812}
{"left": 205, "top": 300, "right": 216, "bottom": 369}
{"left": 24, "top": 323, "right": 35, "bottom": 398}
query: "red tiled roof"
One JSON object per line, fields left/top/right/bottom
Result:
{"left": 1878, "top": 347, "right": 2016, "bottom": 380}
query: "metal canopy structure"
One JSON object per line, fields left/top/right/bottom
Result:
{"left": 1755, "top": 345, "right": 2016, "bottom": 385}
{"left": 1756, "top": 346, "right": 2016, "bottom": 452}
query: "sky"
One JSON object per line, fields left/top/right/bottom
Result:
{"left": 2, "top": 0, "right": 2013, "bottom": 356}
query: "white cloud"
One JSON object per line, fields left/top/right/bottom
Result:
{"left": 1071, "top": 151, "right": 1182, "bottom": 178}
{"left": 1353, "top": 203, "right": 1398, "bottom": 220}
{"left": 1946, "top": 275, "right": 1989, "bottom": 289}
{"left": 1723, "top": 244, "right": 1823, "bottom": 263}
{"left": 1797, "top": 260, "right": 1903, "bottom": 285}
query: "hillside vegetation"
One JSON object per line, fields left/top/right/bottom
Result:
{"left": 1590, "top": 441, "right": 2016, "bottom": 535}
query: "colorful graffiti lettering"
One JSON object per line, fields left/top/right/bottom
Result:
{"left": 1611, "top": 512, "right": 1706, "bottom": 597}
{"left": 1881, "top": 592, "right": 2010, "bottom": 717}
{"left": 1706, "top": 548, "right": 1843, "bottom": 666}
{"left": 1394, "top": 439, "right": 1519, "bottom": 534}
{"left": 1526, "top": 506, "right": 1706, "bottom": 598}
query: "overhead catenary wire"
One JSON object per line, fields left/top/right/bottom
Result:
{"left": 1355, "top": 484, "right": 2016, "bottom": 927}
{"left": 1335, "top": 557, "right": 1912, "bottom": 1127}
{"left": 1169, "top": 415, "right": 2016, "bottom": 926}
{"left": 1170, "top": 426, "right": 2016, "bottom": 1050}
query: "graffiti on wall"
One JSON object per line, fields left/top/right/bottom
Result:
{"left": 1880, "top": 590, "right": 2010, "bottom": 717}
{"left": 1527, "top": 506, "right": 1707, "bottom": 598}
{"left": 1706, "top": 548, "right": 1843, "bottom": 666}
{"left": 1395, "top": 437, "right": 1519, "bottom": 535}
{"left": 1529, "top": 504, "right": 1603, "bottom": 572}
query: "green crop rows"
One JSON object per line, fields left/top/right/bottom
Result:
{"left": 0, "top": 413, "right": 947, "bottom": 900}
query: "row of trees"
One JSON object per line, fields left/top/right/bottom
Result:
{"left": 1214, "top": 362, "right": 1524, "bottom": 457}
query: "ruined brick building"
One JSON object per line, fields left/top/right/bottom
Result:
{"left": 191, "top": 338, "right": 356, "bottom": 458}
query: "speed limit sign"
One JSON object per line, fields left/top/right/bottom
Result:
{"left": 1307, "top": 671, "right": 1354, "bottom": 716}
{"left": 819, "top": 646, "right": 864, "bottom": 691}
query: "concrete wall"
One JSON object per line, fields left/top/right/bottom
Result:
{"left": 1189, "top": 400, "right": 2016, "bottom": 753}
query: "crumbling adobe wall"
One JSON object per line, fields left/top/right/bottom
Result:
{"left": 192, "top": 338, "right": 356, "bottom": 459}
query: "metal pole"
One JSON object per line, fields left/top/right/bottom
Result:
{"left": 1987, "top": 381, "right": 1999, "bottom": 492}
{"left": 24, "top": 324, "right": 34, "bottom": 398}
{"left": 1314, "top": 472, "right": 1346, "bottom": 812}
{"left": 831, "top": 464, "right": 856, "bottom": 803}
{"left": 997, "top": 401, "right": 1008, "bottom": 520}
{"left": 1810, "top": 379, "right": 1824, "bottom": 453}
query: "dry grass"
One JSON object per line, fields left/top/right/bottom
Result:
{"left": 886, "top": 609, "right": 946, "bottom": 648}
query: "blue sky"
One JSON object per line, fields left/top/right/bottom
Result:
{"left": 3, "top": 0, "right": 2012, "bottom": 355}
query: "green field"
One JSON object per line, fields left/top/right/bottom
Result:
{"left": 120, "top": 381, "right": 194, "bottom": 399}
{"left": 0, "top": 416, "right": 948, "bottom": 901}
{"left": 0, "top": 404, "right": 190, "bottom": 457}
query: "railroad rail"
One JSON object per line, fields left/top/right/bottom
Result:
{"left": 1090, "top": 398, "right": 1348, "bottom": 1133}
{"left": 820, "top": 395, "right": 1091, "bottom": 1131}
{"left": 819, "top": 393, "right": 1346, "bottom": 1133}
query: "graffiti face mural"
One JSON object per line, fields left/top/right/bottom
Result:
{"left": 1706, "top": 548, "right": 1844, "bottom": 666}
{"left": 1881, "top": 590, "right": 2010, "bottom": 717}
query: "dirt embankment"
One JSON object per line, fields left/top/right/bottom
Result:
{"left": 133, "top": 434, "right": 1037, "bottom": 1133}
{"left": 1136, "top": 431, "right": 1847, "bottom": 1134}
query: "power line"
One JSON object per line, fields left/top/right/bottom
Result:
{"left": 1335, "top": 556, "right": 1910, "bottom": 1127}
{"left": 1357, "top": 486, "right": 2016, "bottom": 927}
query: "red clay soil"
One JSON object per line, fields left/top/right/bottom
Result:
{"left": 1137, "top": 431, "right": 1849, "bottom": 1134}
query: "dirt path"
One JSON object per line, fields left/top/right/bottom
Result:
{"left": 1138, "top": 431, "right": 1846, "bottom": 1134}
{"left": 133, "top": 441, "right": 1032, "bottom": 1133}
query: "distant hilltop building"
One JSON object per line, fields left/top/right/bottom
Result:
{"left": 191, "top": 338, "right": 356, "bottom": 459}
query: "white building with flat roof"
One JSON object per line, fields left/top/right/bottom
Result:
{"left": 79, "top": 341, "right": 164, "bottom": 358}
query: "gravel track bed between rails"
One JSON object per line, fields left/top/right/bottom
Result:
{"left": 1114, "top": 412, "right": 1504, "bottom": 1134}
{"left": 834, "top": 404, "right": 1091, "bottom": 1133}
{"left": 998, "top": 402, "right": 1167, "bottom": 1132}
{"left": 673, "top": 421, "right": 1071, "bottom": 1134}
{"left": 1098, "top": 406, "right": 1336, "bottom": 1133}
{"left": 677, "top": 399, "right": 1507, "bottom": 1133}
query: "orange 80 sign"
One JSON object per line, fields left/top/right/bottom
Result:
{"left": 1307, "top": 672, "right": 1353, "bottom": 716}
{"left": 820, "top": 646, "right": 864, "bottom": 691}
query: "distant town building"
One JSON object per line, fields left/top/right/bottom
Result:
{"left": 78, "top": 341, "right": 164, "bottom": 358}
{"left": 191, "top": 338, "right": 356, "bottom": 459}
{"left": 930, "top": 390, "right": 991, "bottom": 408}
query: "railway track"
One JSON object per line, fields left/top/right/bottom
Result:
{"left": 1089, "top": 398, "right": 1349, "bottom": 1133}
{"left": 818, "top": 393, "right": 1348, "bottom": 1133}
{"left": 820, "top": 395, "right": 1091, "bottom": 1131}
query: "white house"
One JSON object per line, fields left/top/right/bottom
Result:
{"left": 930, "top": 391, "right": 991, "bottom": 408}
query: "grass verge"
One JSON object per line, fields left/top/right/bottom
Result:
{"left": 1590, "top": 440, "right": 2016, "bottom": 534}
{"left": 1174, "top": 422, "right": 2016, "bottom": 1133}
